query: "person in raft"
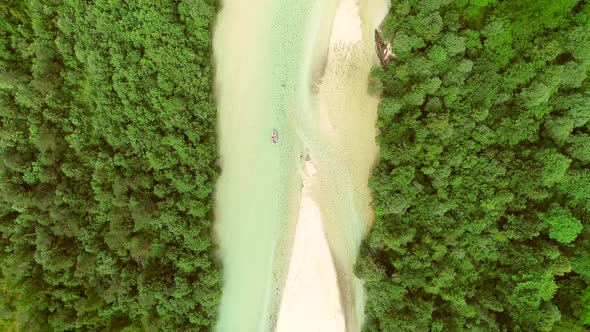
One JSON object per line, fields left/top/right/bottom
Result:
{"left": 272, "top": 129, "right": 279, "bottom": 144}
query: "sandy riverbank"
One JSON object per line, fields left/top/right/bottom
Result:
{"left": 276, "top": 0, "right": 389, "bottom": 331}
{"left": 275, "top": 159, "right": 345, "bottom": 332}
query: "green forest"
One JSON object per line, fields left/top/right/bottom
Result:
{"left": 357, "top": 0, "right": 590, "bottom": 331}
{"left": 0, "top": 0, "right": 220, "bottom": 330}
{"left": 2, "top": 0, "right": 590, "bottom": 331}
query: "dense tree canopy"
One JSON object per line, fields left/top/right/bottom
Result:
{"left": 0, "top": 0, "right": 220, "bottom": 330}
{"left": 357, "top": 0, "right": 590, "bottom": 331}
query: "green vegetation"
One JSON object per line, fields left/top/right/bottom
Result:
{"left": 357, "top": 0, "right": 590, "bottom": 330}
{"left": 0, "top": 0, "right": 220, "bottom": 330}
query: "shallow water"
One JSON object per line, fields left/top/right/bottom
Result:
{"left": 212, "top": 0, "right": 323, "bottom": 330}
{"left": 213, "top": 0, "right": 388, "bottom": 330}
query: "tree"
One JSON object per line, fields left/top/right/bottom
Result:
{"left": 359, "top": 0, "right": 590, "bottom": 330}
{"left": 540, "top": 205, "right": 583, "bottom": 244}
{"left": 0, "top": 0, "right": 221, "bottom": 329}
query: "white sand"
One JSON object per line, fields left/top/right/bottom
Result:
{"left": 330, "top": 0, "right": 362, "bottom": 44}
{"left": 275, "top": 161, "right": 345, "bottom": 332}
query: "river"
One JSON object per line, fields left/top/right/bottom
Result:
{"left": 213, "top": 0, "right": 388, "bottom": 331}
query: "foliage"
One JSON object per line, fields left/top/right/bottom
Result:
{"left": 358, "top": 0, "right": 590, "bottom": 330}
{"left": 0, "top": 0, "right": 220, "bottom": 330}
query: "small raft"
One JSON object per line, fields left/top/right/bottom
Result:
{"left": 271, "top": 129, "right": 278, "bottom": 144}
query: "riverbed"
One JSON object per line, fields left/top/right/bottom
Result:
{"left": 213, "top": 0, "right": 388, "bottom": 330}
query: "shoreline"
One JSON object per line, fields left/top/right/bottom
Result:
{"left": 276, "top": 0, "right": 390, "bottom": 330}
{"left": 212, "top": 0, "right": 313, "bottom": 330}
{"left": 277, "top": 0, "right": 388, "bottom": 332}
